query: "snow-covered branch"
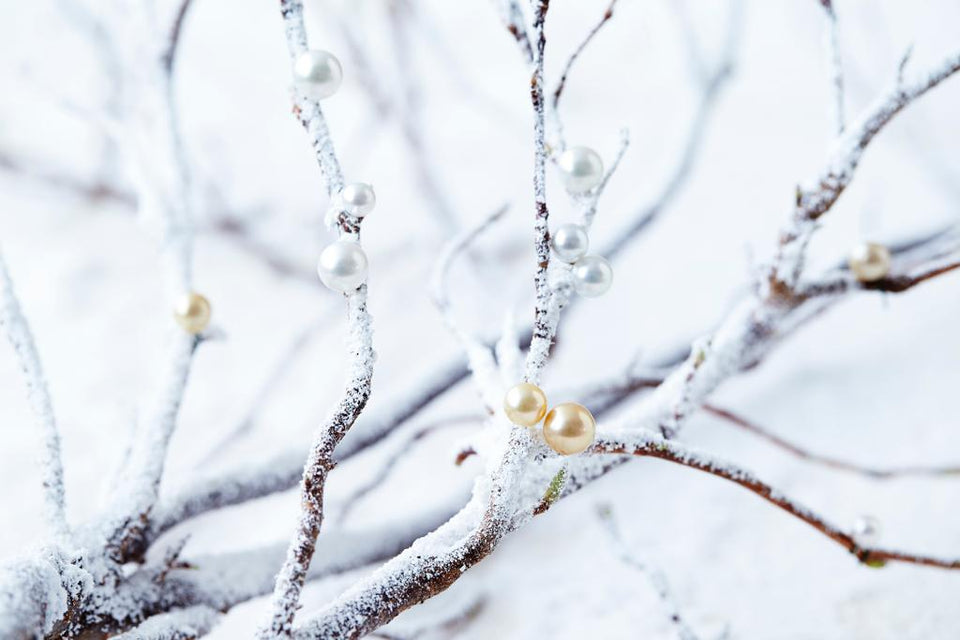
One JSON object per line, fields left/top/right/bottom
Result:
{"left": 261, "top": 1, "right": 377, "bottom": 636}
{"left": 0, "top": 254, "right": 70, "bottom": 541}
{"left": 770, "top": 46, "right": 960, "bottom": 289}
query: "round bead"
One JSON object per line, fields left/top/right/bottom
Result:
{"left": 543, "top": 402, "right": 596, "bottom": 455}
{"left": 848, "top": 242, "right": 891, "bottom": 282}
{"left": 339, "top": 183, "right": 376, "bottom": 218}
{"left": 173, "top": 292, "right": 211, "bottom": 335}
{"left": 557, "top": 146, "right": 603, "bottom": 194}
{"left": 551, "top": 223, "right": 589, "bottom": 263}
{"left": 572, "top": 255, "right": 613, "bottom": 297}
{"left": 852, "top": 515, "right": 881, "bottom": 546}
{"left": 317, "top": 240, "right": 368, "bottom": 293}
{"left": 503, "top": 383, "right": 548, "bottom": 427}
{"left": 293, "top": 50, "right": 343, "bottom": 100}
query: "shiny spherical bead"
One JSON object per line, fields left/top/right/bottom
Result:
{"left": 339, "top": 183, "right": 376, "bottom": 218}
{"left": 503, "top": 383, "right": 548, "bottom": 427}
{"left": 543, "top": 402, "right": 596, "bottom": 455}
{"left": 848, "top": 242, "right": 891, "bottom": 282}
{"left": 572, "top": 255, "right": 613, "bottom": 297}
{"left": 317, "top": 240, "right": 368, "bottom": 293}
{"left": 551, "top": 223, "right": 589, "bottom": 263}
{"left": 173, "top": 292, "right": 211, "bottom": 335}
{"left": 557, "top": 146, "right": 604, "bottom": 194}
{"left": 852, "top": 515, "right": 881, "bottom": 546}
{"left": 293, "top": 50, "right": 343, "bottom": 100}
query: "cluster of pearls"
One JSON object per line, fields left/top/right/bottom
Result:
{"left": 173, "top": 292, "right": 211, "bottom": 335}
{"left": 293, "top": 46, "right": 376, "bottom": 295}
{"left": 848, "top": 242, "right": 891, "bottom": 283}
{"left": 550, "top": 223, "right": 613, "bottom": 298}
{"left": 503, "top": 383, "right": 596, "bottom": 455}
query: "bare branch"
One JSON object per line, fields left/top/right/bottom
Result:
{"left": 704, "top": 404, "right": 960, "bottom": 479}
{"left": 0, "top": 254, "right": 70, "bottom": 541}
{"left": 551, "top": 0, "right": 618, "bottom": 111}
{"left": 591, "top": 430, "right": 960, "bottom": 570}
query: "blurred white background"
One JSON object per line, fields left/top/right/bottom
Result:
{"left": 1, "top": 0, "right": 959, "bottom": 637}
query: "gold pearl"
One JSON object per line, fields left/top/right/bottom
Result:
{"left": 173, "top": 292, "right": 211, "bottom": 335}
{"left": 848, "top": 242, "right": 891, "bottom": 283}
{"left": 503, "top": 383, "right": 548, "bottom": 427}
{"left": 543, "top": 402, "right": 596, "bottom": 455}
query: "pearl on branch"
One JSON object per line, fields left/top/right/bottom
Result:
{"left": 848, "top": 242, "right": 891, "bottom": 283}
{"left": 503, "top": 383, "right": 548, "bottom": 427}
{"left": 317, "top": 240, "right": 368, "bottom": 293}
{"left": 339, "top": 183, "right": 376, "bottom": 218}
{"left": 572, "top": 255, "right": 613, "bottom": 297}
{"left": 173, "top": 292, "right": 211, "bottom": 335}
{"left": 293, "top": 50, "right": 343, "bottom": 100}
{"left": 543, "top": 402, "right": 596, "bottom": 455}
{"left": 551, "top": 223, "right": 589, "bottom": 263}
{"left": 557, "top": 146, "right": 603, "bottom": 194}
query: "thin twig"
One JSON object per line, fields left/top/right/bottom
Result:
{"left": 704, "top": 404, "right": 960, "bottom": 479}
{"left": 591, "top": 430, "right": 960, "bottom": 570}
{"left": 551, "top": 0, "right": 618, "bottom": 111}
{"left": 0, "top": 253, "right": 70, "bottom": 541}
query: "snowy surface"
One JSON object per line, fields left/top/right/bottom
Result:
{"left": 1, "top": 0, "right": 960, "bottom": 637}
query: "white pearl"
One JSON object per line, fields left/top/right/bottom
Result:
{"left": 551, "top": 223, "right": 589, "bottom": 263}
{"left": 852, "top": 515, "right": 881, "bottom": 546}
{"left": 557, "top": 146, "right": 603, "bottom": 194}
{"left": 848, "top": 242, "right": 891, "bottom": 282}
{"left": 339, "top": 183, "right": 376, "bottom": 218}
{"left": 317, "top": 240, "right": 368, "bottom": 293}
{"left": 572, "top": 255, "right": 613, "bottom": 297}
{"left": 293, "top": 50, "right": 343, "bottom": 100}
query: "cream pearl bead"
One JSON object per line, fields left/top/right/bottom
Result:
{"left": 173, "top": 292, "right": 211, "bottom": 335}
{"left": 503, "top": 383, "right": 548, "bottom": 427}
{"left": 572, "top": 255, "right": 613, "bottom": 297}
{"left": 848, "top": 242, "right": 891, "bottom": 282}
{"left": 339, "top": 183, "right": 376, "bottom": 218}
{"left": 853, "top": 515, "right": 881, "bottom": 546}
{"left": 317, "top": 240, "right": 368, "bottom": 293}
{"left": 293, "top": 50, "right": 343, "bottom": 100}
{"left": 543, "top": 402, "right": 596, "bottom": 455}
{"left": 557, "top": 146, "right": 603, "bottom": 194}
{"left": 551, "top": 223, "right": 589, "bottom": 263}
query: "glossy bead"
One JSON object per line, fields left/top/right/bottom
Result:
{"left": 317, "top": 240, "right": 368, "bottom": 293}
{"left": 848, "top": 242, "right": 891, "bottom": 282}
{"left": 503, "top": 383, "right": 548, "bottom": 427}
{"left": 543, "top": 402, "right": 596, "bottom": 455}
{"left": 293, "top": 50, "right": 343, "bottom": 100}
{"left": 572, "top": 255, "right": 613, "bottom": 297}
{"left": 551, "top": 223, "right": 589, "bottom": 263}
{"left": 173, "top": 292, "right": 211, "bottom": 335}
{"left": 558, "top": 146, "right": 603, "bottom": 194}
{"left": 339, "top": 183, "right": 376, "bottom": 218}
{"left": 853, "top": 515, "right": 881, "bottom": 546}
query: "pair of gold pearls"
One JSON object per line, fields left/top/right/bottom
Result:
{"left": 503, "top": 383, "right": 596, "bottom": 455}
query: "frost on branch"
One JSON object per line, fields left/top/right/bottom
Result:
{"left": 2, "top": 1, "right": 960, "bottom": 638}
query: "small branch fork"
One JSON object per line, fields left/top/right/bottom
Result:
{"left": 590, "top": 430, "right": 960, "bottom": 570}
